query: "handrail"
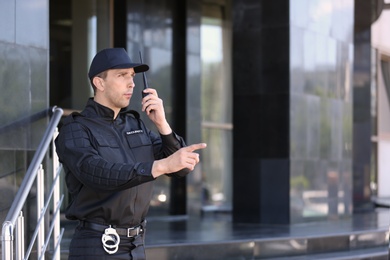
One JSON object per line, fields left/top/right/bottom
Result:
{"left": 1, "top": 106, "right": 64, "bottom": 260}
{"left": 3, "top": 106, "right": 63, "bottom": 226}
{"left": 0, "top": 107, "right": 53, "bottom": 135}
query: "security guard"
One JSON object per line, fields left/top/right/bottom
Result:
{"left": 55, "top": 48, "right": 206, "bottom": 259}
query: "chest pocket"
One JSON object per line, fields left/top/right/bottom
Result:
{"left": 125, "top": 131, "right": 154, "bottom": 160}
{"left": 125, "top": 130, "right": 152, "bottom": 148}
{"left": 94, "top": 134, "right": 120, "bottom": 148}
{"left": 93, "top": 134, "right": 123, "bottom": 162}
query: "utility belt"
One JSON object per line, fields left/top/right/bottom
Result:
{"left": 80, "top": 220, "right": 146, "bottom": 237}
{"left": 79, "top": 220, "right": 146, "bottom": 255}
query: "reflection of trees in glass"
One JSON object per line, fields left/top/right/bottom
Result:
{"left": 319, "top": 98, "right": 331, "bottom": 159}
{"left": 291, "top": 175, "right": 309, "bottom": 191}
{"left": 342, "top": 105, "right": 352, "bottom": 158}
{"left": 201, "top": 60, "right": 231, "bottom": 206}
{"left": 1, "top": 52, "right": 33, "bottom": 125}
{"left": 290, "top": 95, "right": 307, "bottom": 158}
{"left": 202, "top": 62, "right": 223, "bottom": 122}
{"left": 201, "top": 128, "right": 224, "bottom": 204}
{"left": 202, "top": 61, "right": 222, "bottom": 200}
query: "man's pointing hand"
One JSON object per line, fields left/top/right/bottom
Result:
{"left": 152, "top": 143, "right": 207, "bottom": 178}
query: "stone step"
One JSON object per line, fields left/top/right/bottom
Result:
{"left": 57, "top": 242, "right": 388, "bottom": 260}
{"left": 144, "top": 229, "right": 388, "bottom": 259}
{"left": 266, "top": 246, "right": 388, "bottom": 260}
{"left": 57, "top": 210, "right": 390, "bottom": 259}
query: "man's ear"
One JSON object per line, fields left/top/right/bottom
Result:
{"left": 93, "top": 77, "right": 104, "bottom": 92}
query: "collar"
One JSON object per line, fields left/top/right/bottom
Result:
{"left": 83, "top": 98, "right": 132, "bottom": 120}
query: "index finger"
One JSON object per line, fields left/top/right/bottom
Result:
{"left": 185, "top": 143, "right": 207, "bottom": 152}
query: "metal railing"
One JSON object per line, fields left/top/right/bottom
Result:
{"left": 1, "top": 106, "right": 64, "bottom": 260}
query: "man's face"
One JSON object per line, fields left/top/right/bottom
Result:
{"left": 97, "top": 67, "right": 136, "bottom": 112}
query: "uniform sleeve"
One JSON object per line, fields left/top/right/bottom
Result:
{"left": 55, "top": 121, "right": 155, "bottom": 192}
{"left": 137, "top": 117, "right": 191, "bottom": 177}
{"left": 154, "top": 132, "right": 186, "bottom": 158}
{"left": 156, "top": 132, "right": 192, "bottom": 178}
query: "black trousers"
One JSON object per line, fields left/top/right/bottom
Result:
{"left": 68, "top": 224, "right": 146, "bottom": 259}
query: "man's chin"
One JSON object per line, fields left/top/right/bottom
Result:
{"left": 121, "top": 101, "right": 131, "bottom": 108}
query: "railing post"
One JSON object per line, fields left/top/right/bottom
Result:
{"left": 15, "top": 212, "right": 25, "bottom": 260}
{"left": 37, "top": 164, "right": 45, "bottom": 260}
{"left": 2, "top": 221, "right": 14, "bottom": 260}
{"left": 52, "top": 128, "right": 60, "bottom": 260}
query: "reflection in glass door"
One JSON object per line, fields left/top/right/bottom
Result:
{"left": 201, "top": 1, "right": 232, "bottom": 213}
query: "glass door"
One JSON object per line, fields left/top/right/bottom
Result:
{"left": 201, "top": 0, "right": 232, "bottom": 213}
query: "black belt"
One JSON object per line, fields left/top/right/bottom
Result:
{"left": 80, "top": 220, "right": 146, "bottom": 238}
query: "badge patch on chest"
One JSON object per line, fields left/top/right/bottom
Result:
{"left": 126, "top": 130, "right": 143, "bottom": 135}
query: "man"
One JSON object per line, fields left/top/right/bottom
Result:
{"left": 55, "top": 48, "right": 206, "bottom": 259}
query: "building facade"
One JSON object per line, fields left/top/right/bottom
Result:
{"left": 0, "top": 0, "right": 50, "bottom": 226}
{"left": 0, "top": 0, "right": 388, "bottom": 229}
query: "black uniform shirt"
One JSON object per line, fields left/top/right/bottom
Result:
{"left": 55, "top": 98, "right": 187, "bottom": 227}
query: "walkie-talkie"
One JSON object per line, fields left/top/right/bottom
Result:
{"left": 139, "top": 51, "right": 149, "bottom": 98}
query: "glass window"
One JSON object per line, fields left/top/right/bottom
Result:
{"left": 201, "top": 1, "right": 232, "bottom": 212}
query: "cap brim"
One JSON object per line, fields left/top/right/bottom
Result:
{"left": 112, "top": 63, "right": 149, "bottom": 73}
{"left": 134, "top": 64, "right": 149, "bottom": 73}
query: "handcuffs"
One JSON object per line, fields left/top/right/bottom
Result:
{"left": 101, "top": 226, "right": 120, "bottom": 254}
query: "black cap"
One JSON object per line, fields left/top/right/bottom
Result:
{"left": 88, "top": 48, "right": 149, "bottom": 80}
